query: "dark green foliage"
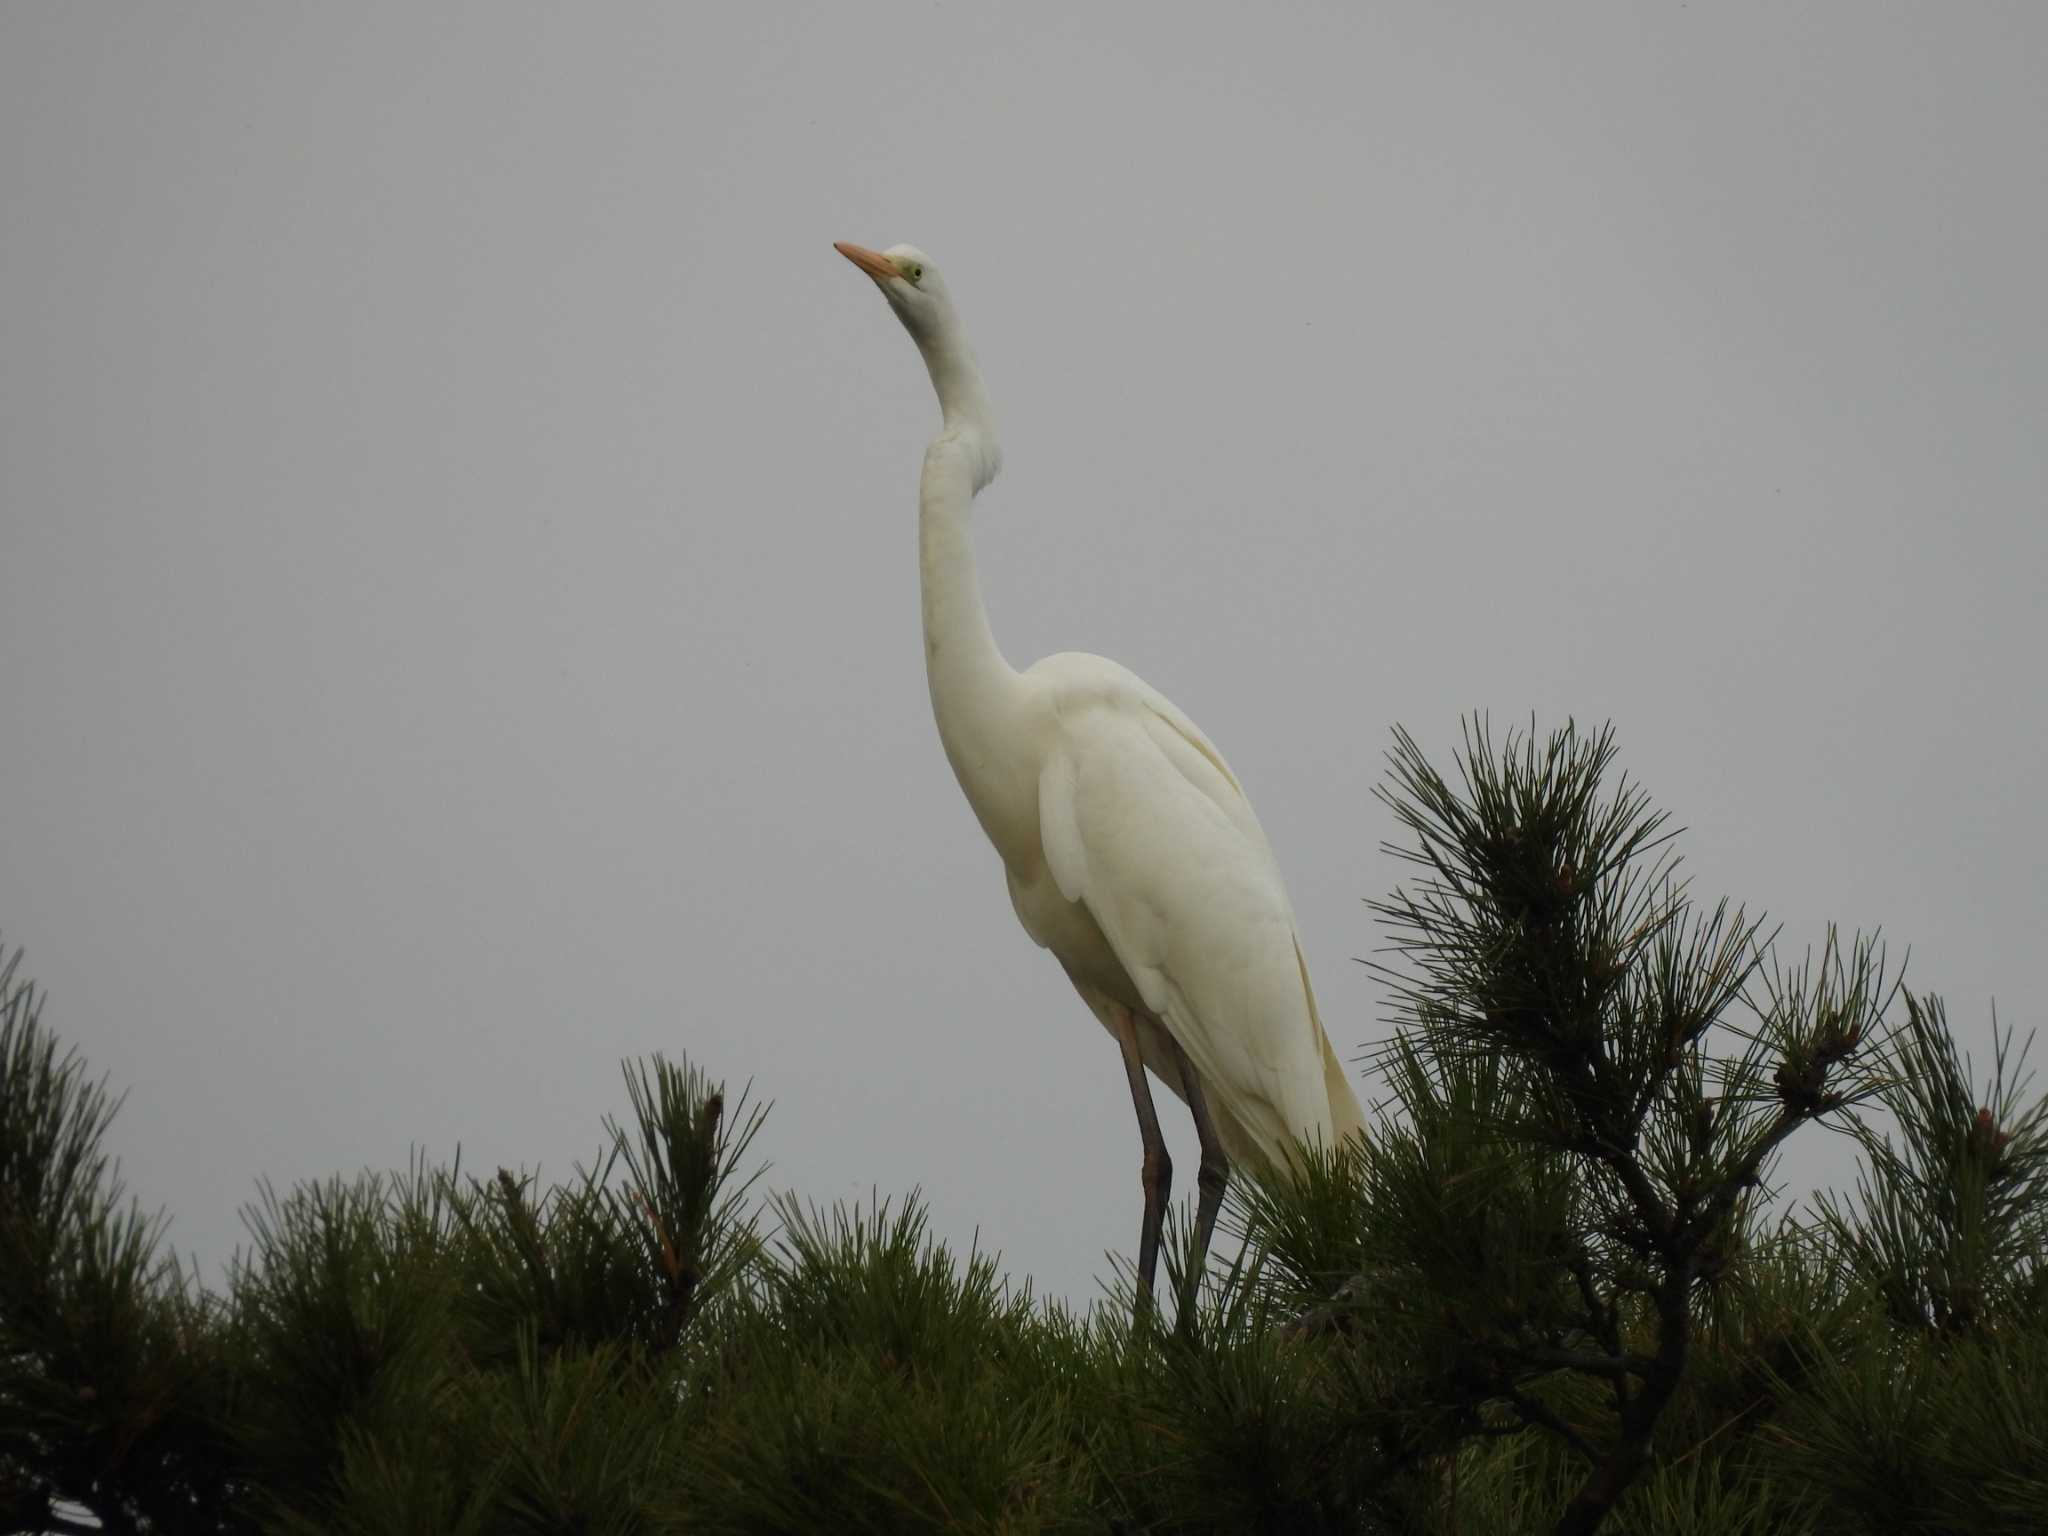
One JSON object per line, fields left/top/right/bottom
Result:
{"left": 1812, "top": 995, "right": 2047, "bottom": 1336}
{"left": 1763, "top": 994, "right": 2048, "bottom": 1535}
{"left": 0, "top": 946, "right": 241, "bottom": 1535}
{"left": 1346, "top": 722, "right": 1903, "bottom": 1532}
{"left": 230, "top": 1161, "right": 471, "bottom": 1526}
{"left": 2, "top": 720, "right": 2043, "bottom": 1534}
{"left": 678, "top": 1196, "right": 1091, "bottom": 1532}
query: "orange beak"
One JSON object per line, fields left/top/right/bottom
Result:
{"left": 834, "top": 241, "right": 899, "bottom": 283}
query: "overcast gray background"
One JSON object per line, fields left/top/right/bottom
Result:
{"left": 3, "top": 4, "right": 2042, "bottom": 1306}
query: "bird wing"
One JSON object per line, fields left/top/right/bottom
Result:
{"left": 1036, "top": 683, "right": 1342, "bottom": 1170}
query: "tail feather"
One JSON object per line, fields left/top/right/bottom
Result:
{"left": 1297, "top": 939, "right": 1368, "bottom": 1150}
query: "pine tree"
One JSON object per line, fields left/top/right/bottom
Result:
{"left": 2, "top": 719, "right": 2042, "bottom": 1534}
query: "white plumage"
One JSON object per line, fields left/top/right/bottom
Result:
{"left": 837, "top": 240, "right": 1365, "bottom": 1305}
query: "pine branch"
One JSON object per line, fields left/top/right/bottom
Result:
{"left": 1505, "top": 1386, "right": 1599, "bottom": 1464}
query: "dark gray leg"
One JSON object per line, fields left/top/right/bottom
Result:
{"left": 1168, "top": 1033, "right": 1230, "bottom": 1317}
{"left": 1110, "top": 1004, "right": 1171, "bottom": 1312}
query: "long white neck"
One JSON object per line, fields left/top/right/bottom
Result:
{"left": 914, "top": 314, "right": 1003, "bottom": 485}
{"left": 912, "top": 312, "right": 1033, "bottom": 861}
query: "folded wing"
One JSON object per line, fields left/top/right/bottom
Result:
{"left": 1037, "top": 690, "right": 1344, "bottom": 1170}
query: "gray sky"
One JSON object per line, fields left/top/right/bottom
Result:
{"left": 3, "top": 4, "right": 2043, "bottom": 1306}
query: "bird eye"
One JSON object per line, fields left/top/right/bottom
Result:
{"left": 908, "top": 263, "right": 924, "bottom": 283}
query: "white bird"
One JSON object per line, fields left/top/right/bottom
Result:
{"left": 836, "top": 240, "right": 1366, "bottom": 1309}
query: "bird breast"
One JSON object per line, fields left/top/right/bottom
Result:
{"left": 1006, "top": 859, "right": 1142, "bottom": 1012}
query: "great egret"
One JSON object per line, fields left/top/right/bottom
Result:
{"left": 836, "top": 240, "right": 1366, "bottom": 1309}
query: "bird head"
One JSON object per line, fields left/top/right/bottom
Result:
{"left": 835, "top": 239, "right": 998, "bottom": 483}
{"left": 834, "top": 241, "right": 953, "bottom": 342}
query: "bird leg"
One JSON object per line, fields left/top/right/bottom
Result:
{"left": 1167, "top": 1033, "right": 1230, "bottom": 1320}
{"left": 1109, "top": 1004, "right": 1171, "bottom": 1314}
